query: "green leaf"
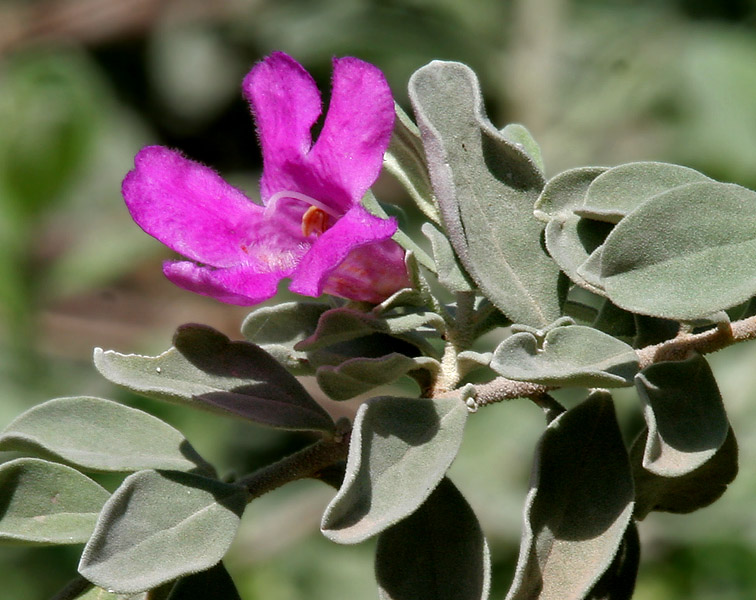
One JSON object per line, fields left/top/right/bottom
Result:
{"left": 586, "top": 521, "right": 640, "bottom": 600}
{"left": 501, "top": 123, "right": 545, "bottom": 175}
{"left": 490, "top": 325, "right": 639, "bottom": 387}
{"left": 240, "top": 301, "right": 330, "bottom": 374}
{"left": 0, "top": 458, "right": 109, "bottom": 545}
{"left": 321, "top": 395, "right": 467, "bottom": 543}
{"left": 601, "top": 181, "right": 756, "bottom": 319}
{"left": 375, "top": 477, "right": 490, "bottom": 600}
{"left": 421, "top": 222, "right": 474, "bottom": 293}
{"left": 536, "top": 167, "right": 612, "bottom": 293}
{"left": 53, "top": 579, "right": 150, "bottom": 600}
{"left": 94, "top": 325, "right": 334, "bottom": 434}
{"left": 295, "top": 307, "right": 443, "bottom": 355}
{"left": 316, "top": 354, "right": 439, "bottom": 401}
{"left": 506, "top": 392, "right": 634, "bottom": 600}
{"left": 383, "top": 103, "right": 440, "bottom": 225}
{"left": 165, "top": 562, "right": 241, "bottom": 600}
{"left": 635, "top": 354, "right": 729, "bottom": 477}
{"left": 0, "top": 397, "right": 212, "bottom": 474}
{"left": 577, "top": 162, "right": 711, "bottom": 224}
{"left": 409, "top": 60, "right": 561, "bottom": 327}
{"left": 631, "top": 426, "right": 737, "bottom": 520}
{"left": 78, "top": 470, "right": 247, "bottom": 594}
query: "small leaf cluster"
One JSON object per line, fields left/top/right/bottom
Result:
{"left": 1, "top": 58, "right": 754, "bottom": 599}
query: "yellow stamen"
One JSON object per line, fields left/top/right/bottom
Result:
{"left": 301, "top": 206, "right": 330, "bottom": 237}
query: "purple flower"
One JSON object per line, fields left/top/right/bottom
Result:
{"left": 122, "top": 52, "right": 410, "bottom": 305}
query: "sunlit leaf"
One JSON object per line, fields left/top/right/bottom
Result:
{"left": 409, "top": 60, "right": 561, "bottom": 327}
{"left": 0, "top": 396, "right": 212, "bottom": 474}
{"left": 79, "top": 470, "right": 246, "bottom": 594}
{"left": 0, "top": 458, "right": 108, "bottom": 545}
{"left": 506, "top": 392, "right": 634, "bottom": 600}
{"left": 321, "top": 395, "right": 467, "bottom": 543}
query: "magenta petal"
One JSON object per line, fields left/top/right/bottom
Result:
{"left": 243, "top": 52, "right": 322, "bottom": 200}
{"left": 164, "top": 261, "right": 282, "bottom": 306}
{"left": 123, "top": 146, "right": 263, "bottom": 267}
{"left": 307, "top": 57, "right": 395, "bottom": 206}
{"left": 289, "top": 205, "right": 399, "bottom": 299}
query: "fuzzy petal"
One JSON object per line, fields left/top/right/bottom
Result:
{"left": 243, "top": 52, "right": 322, "bottom": 200}
{"left": 288, "top": 205, "right": 400, "bottom": 299}
{"left": 164, "top": 261, "right": 283, "bottom": 306}
{"left": 306, "top": 57, "right": 395, "bottom": 208}
{"left": 123, "top": 146, "right": 263, "bottom": 267}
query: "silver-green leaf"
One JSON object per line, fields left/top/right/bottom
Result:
{"left": 490, "top": 325, "right": 639, "bottom": 387}
{"left": 601, "top": 181, "right": 756, "bottom": 319}
{"left": 635, "top": 354, "right": 729, "bottom": 477}
{"left": 0, "top": 458, "right": 109, "bottom": 545}
{"left": 409, "top": 60, "right": 561, "bottom": 327}
{"left": 321, "top": 395, "right": 467, "bottom": 544}
{"left": 506, "top": 392, "right": 635, "bottom": 600}
{"left": 0, "top": 396, "right": 212, "bottom": 474}
{"left": 94, "top": 325, "right": 334, "bottom": 434}
{"left": 79, "top": 470, "right": 247, "bottom": 594}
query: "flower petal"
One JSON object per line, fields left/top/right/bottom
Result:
{"left": 306, "top": 57, "right": 395, "bottom": 209}
{"left": 163, "top": 261, "right": 283, "bottom": 306}
{"left": 288, "top": 205, "right": 402, "bottom": 300}
{"left": 123, "top": 146, "right": 263, "bottom": 267}
{"left": 243, "top": 52, "right": 322, "bottom": 200}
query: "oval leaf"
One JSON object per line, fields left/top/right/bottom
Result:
{"left": 601, "top": 181, "right": 756, "bottom": 319}
{"left": 409, "top": 60, "right": 561, "bottom": 327}
{"left": 577, "top": 161, "right": 712, "bottom": 223}
{"left": 321, "top": 395, "right": 467, "bottom": 543}
{"left": 94, "top": 325, "right": 334, "bottom": 433}
{"left": 240, "top": 301, "right": 330, "bottom": 374}
{"left": 491, "top": 325, "right": 639, "bottom": 387}
{"left": 635, "top": 354, "right": 729, "bottom": 477}
{"left": 586, "top": 521, "right": 640, "bottom": 600}
{"left": 422, "top": 222, "right": 474, "bottom": 293}
{"left": 79, "top": 470, "right": 247, "bottom": 594}
{"left": 631, "top": 425, "right": 737, "bottom": 520}
{"left": 376, "top": 477, "right": 490, "bottom": 600}
{"left": 0, "top": 397, "right": 211, "bottom": 474}
{"left": 506, "top": 392, "right": 635, "bottom": 600}
{"left": 536, "top": 167, "right": 611, "bottom": 293}
{"left": 316, "top": 354, "right": 439, "bottom": 401}
{"left": 0, "top": 458, "right": 109, "bottom": 545}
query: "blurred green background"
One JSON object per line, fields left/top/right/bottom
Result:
{"left": 3, "top": 0, "right": 756, "bottom": 597}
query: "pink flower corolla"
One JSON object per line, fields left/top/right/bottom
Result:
{"left": 122, "top": 52, "right": 410, "bottom": 305}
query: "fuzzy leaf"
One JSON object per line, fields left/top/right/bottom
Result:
{"left": 632, "top": 426, "right": 737, "bottom": 520}
{"left": 94, "top": 325, "right": 334, "bottom": 433}
{"left": 601, "top": 181, "right": 756, "bottom": 319}
{"left": 577, "top": 162, "right": 711, "bottom": 223}
{"left": 79, "top": 470, "right": 246, "bottom": 594}
{"left": 422, "top": 222, "right": 474, "bottom": 293}
{"left": 295, "top": 307, "right": 443, "bottom": 354}
{"left": 321, "top": 395, "right": 467, "bottom": 543}
{"left": 506, "top": 392, "right": 634, "bottom": 600}
{"left": 240, "top": 301, "right": 330, "bottom": 373}
{"left": 491, "top": 325, "right": 639, "bottom": 387}
{"left": 384, "top": 103, "right": 440, "bottom": 224}
{"left": 0, "top": 397, "right": 211, "bottom": 474}
{"left": 536, "top": 167, "right": 611, "bottom": 293}
{"left": 501, "top": 123, "right": 545, "bottom": 175}
{"left": 586, "top": 521, "right": 640, "bottom": 600}
{"left": 0, "top": 458, "right": 109, "bottom": 545}
{"left": 316, "top": 354, "right": 439, "bottom": 401}
{"left": 409, "top": 60, "right": 561, "bottom": 327}
{"left": 635, "top": 354, "right": 729, "bottom": 477}
{"left": 376, "top": 477, "right": 490, "bottom": 600}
